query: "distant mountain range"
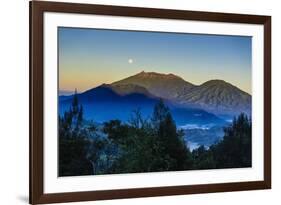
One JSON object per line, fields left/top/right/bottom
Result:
{"left": 59, "top": 71, "right": 251, "bottom": 125}
{"left": 59, "top": 84, "right": 224, "bottom": 126}
{"left": 112, "top": 71, "right": 251, "bottom": 117}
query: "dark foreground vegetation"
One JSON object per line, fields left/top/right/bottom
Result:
{"left": 59, "top": 92, "right": 252, "bottom": 176}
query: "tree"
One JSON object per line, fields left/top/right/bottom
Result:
{"left": 192, "top": 145, "right": 216, "bottom": 169}
{"left": 190, "top": 113, "right": 252, "bottom": 170}
{"left": 59, "top": 90, "right": 92, "bottom": 176}
{"left": 72, "top": 88, "right": 79, "bottom": 114}
{"left": 212, "top": 113, "right": 252, "bottom": 168}
{"left": 103, "top": 120, "right": 129, "bottom": 145}
{"left": 158, "top": 112, "right": 193, "bottom": 170}
{"left": 151, "top": 99, "right": 169, "bottom": 130}
{"left": 59, "top": 135, "right": 92, "bottom": 176}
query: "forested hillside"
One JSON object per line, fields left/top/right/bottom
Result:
{"left": 59, "top": 92, "right": 251, "bottom": 176}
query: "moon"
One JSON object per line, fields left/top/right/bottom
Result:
{"left": 128, "top": 58, "right": 133, "bottom": 64}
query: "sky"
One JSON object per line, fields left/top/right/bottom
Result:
{"left": 58, "top": 27, "right": 252, "bottom": 94}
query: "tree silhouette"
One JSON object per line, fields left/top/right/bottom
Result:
{"left": 156, "top": 105, "right": 193, "bottom": 170}
{"left": 212, "top": 113, "right": 252, "bottom": 168}
{"left": 151, "top": 99, "right": 169, "bottom": 130}
{"left": 59, "top": 90, "right": 92, "bottom": 176}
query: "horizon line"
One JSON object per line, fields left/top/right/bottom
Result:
{"left": 59, "top": 71, "right": 251, "bottom": 96}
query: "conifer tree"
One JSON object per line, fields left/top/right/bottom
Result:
{"left": 151, "top": 99, "right": 169, "bottom": 130}
{"left": 59, "top": 89, "right": 92, "bottom": 176}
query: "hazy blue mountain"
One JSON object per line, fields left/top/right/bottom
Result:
{"left": 59, "top": 85, "right": 225, "bottom": 126}
{"left": 59, "top": 95, "right": 73, "bottom": 101}
{"left": 59, "top": 71, "right": 251, "bottom": 131}
{"left": 59, "top": 86, "right": 153, "bottom": 125}
{"left": 112, "top": 71, "right": 251, "bottom": 118}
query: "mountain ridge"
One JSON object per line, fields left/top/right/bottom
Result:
{"left": 111, "top": 71, "right": 251, "bottom": 117}
{"left": 59, "top": 71, "right": 251, "bottom": 118}
{"left": 59, "top": 84, "right": 225, "bottom": 126}
{"left": 112, "top": 71, "right": 251, "bottom": 95}
{"left": 112, "top": 71, "right": 194, "bottom": 101}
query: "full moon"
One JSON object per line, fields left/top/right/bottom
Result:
{"left": 128, "top": 59, "right": 133, "bottom": 64}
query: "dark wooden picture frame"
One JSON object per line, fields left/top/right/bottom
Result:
{"left": 30, "top": 1, "right": 271, "bottom": 204}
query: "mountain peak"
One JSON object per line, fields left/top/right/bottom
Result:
{"left": 177, "top": 78, "right": 251, "bottom": 116}
{"left": 201, "top": 79, "right": 228, "bottom": 86}
{"left": 205, "top": 79, "right": 226, "bottom": 83}
{"left": 201, "top": 79, "right": 250, "bottom": 95}
{"left": 112, "top": 71, "right": 194, "bottom": 100}
{"left": 135, "top": 71, "right": 182, "bottom": 80}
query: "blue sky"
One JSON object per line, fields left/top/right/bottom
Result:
{"left": 59, "top": 27, "right": 252, "bottom": 94}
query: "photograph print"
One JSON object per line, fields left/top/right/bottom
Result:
{"left": 58, "top": 27, "right": 252, "bottom": 177}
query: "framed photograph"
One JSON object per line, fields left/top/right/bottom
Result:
{"left": 30, "top": 1, "right": 271, "bottom": 204}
